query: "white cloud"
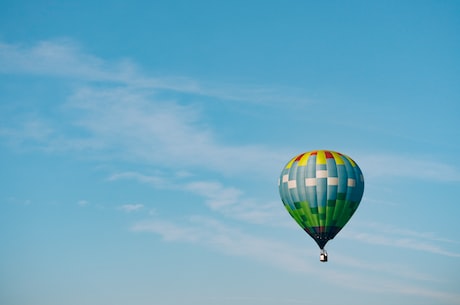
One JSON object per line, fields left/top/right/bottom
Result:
{"left": 77, "top": 200, "right": 89, "bottom": 207}
{"left": 184, "top": 180, "right": 286, "bottom": 225}
{"left": 118, "top": 204, "right": 144, "bottom": 213}
{"left": 109, "top": 171, "right": 287, "bottom": 226}
{"left": 351, "top": 232, "right": 460, "bottom": 257}
{"left": 131, "top": 216, "right": 318, "bottom": 273}
{"left": 6, "top": 197, "right": 32, "bottom": 205}
{"left": 362, "top": 222, "right": 459, "bottom": 244}
{"left": 185, "top": 181, "right": 242, "bottom": 209}
{"left": 131, "top": 216, "right": 460, "bottom": 303}
{"left": 343, "top": 222, "right": 460, "bottom": 258}
{"left": 64, "top": 85, "right": 285, "bottom": 175}
{"left": 131, "top": 219, "right": 202, "bottom": 243}
{"left": 0, "top": 40, "right": 140, "bottom": 84}
{"left": 358, "top": 153, "right": 460, "bottom": 182}
{"left": 108, "top": 171, "right": 167, "bottom": 188}
{"left": 1, "top": 40, "right": 286, "bottom": 176}
{"left": 0, "top": 40, "right": 310, "bottom": 106}
{"left": 3, "top": 40, "right": 459, "bottom": 181}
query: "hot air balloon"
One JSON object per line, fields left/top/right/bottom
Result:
{"left": 278, "top": 150, "right": 364, "bottom": 262}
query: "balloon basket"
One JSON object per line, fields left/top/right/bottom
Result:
{"left": 320, "top": 249, "right": 328, "bottom": 262}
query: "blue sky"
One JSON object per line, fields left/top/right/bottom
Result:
{"left": 1, "top": 1, "right": 459, "bottom": 304}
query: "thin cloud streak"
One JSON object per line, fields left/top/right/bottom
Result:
{"left": 0, "top": 40, "right": 303, "bottom": 104}
{"left": 352, "top": 232, "right": 460, "bottom": 257}
{"left": 66, "top": 86, "right": 286, "bottom": 175}
{"left": 361, "top": 222, "right": 459, "bottom": 244}
{"left": 118, "top": 204, "right": 144, "bottom": 213}
{"left": 109, "top": 170, "right": 286, "bottom": 226}
{"left": 358, "top": 153, "right": 460, "bottom": 182}
{"left": 184, "top": 180, "right": 285, "bottom": 225}
{"left": 1, "top": 39, "right": 459, "bottom": 182}
{"left": 343, "top": 222, "right": 460, "bottom": 258}
{"left": 131, "top": 216, "right": 460, "bottom": 303}
{"left": 0, "top": 40, "right": 171, "bottom": 87}
{"left": 108, "top": 171, "right": 168, "bottom": 188}
{"left": 131, "top": 216, "right": 318, "bottom": 274}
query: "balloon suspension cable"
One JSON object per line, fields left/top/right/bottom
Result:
{"left": 320, "top": 249, "right": 328, "bottom": 262}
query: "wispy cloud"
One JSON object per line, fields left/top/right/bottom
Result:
{"left": 0, "top": 40, "right": 287, "bottom": 176}
{"left": 131, "top": 216, "right": 460, "bottom": 303}
{"left": 0, "top": 39, "right": 146, "bottom": 85}
{"left": 343, "top": 222, "right": 460, "bottom": 258}
{"left": 109, "top": 170, "right": 287, "bottom": 226}
{"left": 118, "top": 204, "right": 144, "bottom": 213}
{"left": 77, "top": 200, "right": 89, "bottom": 207}
{"left": 131, "top": 216, "right": 319, "bottom": 273}
{"left": 67, "top": 85, "right": 286, "bottom": 175}
{"left": 357, "top": 153, "right": 460, "bottom": 182}
{"left": 108, "top": 171, "right": 168, "bottom": 188}
{"left": 2, "top": 40, "right": 459, "bottom": 181}
{"left": 0, "top": 40, "right": 310, "bottom": 105}
{"left": 6, "top": 197, "right": 32, "bottom": 205}
{"left": 351, "top": 232, "right": 460, "bottom": 257}
{"left": 365, "top": 222, "right": 459, "bottom": 244}
{"left": 184, "top": 180, "right": 287, "bottom": 225}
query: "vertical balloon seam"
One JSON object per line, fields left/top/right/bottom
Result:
{"left": 292, "top": 153, "right": 317, "bottom": 238}
{"left": 288, "top": 161, "right": 305, "bottom": 230}
{"left": 302, "top": 153, "right": 319, "bottom": 235}
{"left": 325, "top": 154, "right": 338, "bottom": 239}
{"left": 280, "top": 166, "right": 298, "bottom": 224}
{"left": 336, "top": 155, "right": 358, "bottom": 230}
{"left": 306, "top": 153, "right": 319, "bottom": 230}
{"left": 316, "top": 151, "right": 327, "bottom": 232}
{"left": 331, "top": 156, "right": 346, "bottom": 237}
{"left": 306, "top": 152, "right": 322, "bottom": 243}
{"left": 332, "top": 155, "right": 349, "bottom": 231}
{"left": 280, "top": 156, "right": 308, "bottom": 236}
{"left": 295, "top": 156, "right": 309, "bottom": 230}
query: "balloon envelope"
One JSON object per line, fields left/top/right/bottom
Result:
{"left": 279, "top": 150, "right": 364, "bottom": 249}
